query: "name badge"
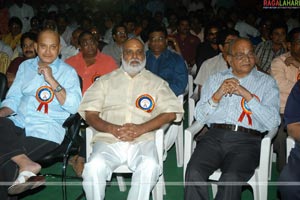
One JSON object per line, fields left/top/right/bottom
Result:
{"left": 136, "top": 94, "right": 155, "bottom": 113}
{"left": 36, "top": 86, "right": 54, "bottom": 114}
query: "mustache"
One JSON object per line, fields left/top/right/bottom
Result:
{"left": 129, "top": 59, "right": 141, "bottom": 65}
{"left": 24, "top": 51, "right": 34, "bottom": 54}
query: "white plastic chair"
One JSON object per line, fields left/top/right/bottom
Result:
{"left": 183, "top": 121, "right": 278, "bottom": 200}
{"left": 286, "top": 136, "right": 296, "bottom": 162}
{"left": 86, "top": 125, "right": 168, "bottom": 200}
{"left": 164, "top": 94, "right": 184, "bottom": 167}
{"left": 187, "top": 75, "right": 199, "bottom": 126}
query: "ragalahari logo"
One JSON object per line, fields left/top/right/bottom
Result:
{"left": 263, "top": 0, "right": 300, "bottom": 8}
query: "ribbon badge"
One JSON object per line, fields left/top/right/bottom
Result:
{"left": 136, "top": 94, "right": 155, "bottom": 113}
{"left": 36, "top": 86, "right": 54, "bottom": 114}
{"left": 238, "top": 95, "right": 260, "bottom": 126}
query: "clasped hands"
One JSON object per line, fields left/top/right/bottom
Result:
{"left": 213, "top": 78, "right": 252, "bottom": 103}
{"left": 112, "top": 123, "right": 143, "bottom": 142}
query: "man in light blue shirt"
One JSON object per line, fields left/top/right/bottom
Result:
{"left": 0, "top": 29, "right": 82, "bottom": 198}
{"left": 184, "top": 38, "right": 281, "bottom": 200}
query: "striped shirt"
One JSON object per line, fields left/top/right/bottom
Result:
{"left": 255, "top": 40, "right": 286, "bottom": 73}
{"left": 195, "top": 68, "right": 281, "bottom": 133}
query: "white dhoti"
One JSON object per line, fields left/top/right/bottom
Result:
{"left": 82, "top": 140, "right": 160, "bottom": 200}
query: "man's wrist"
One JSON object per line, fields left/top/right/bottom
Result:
{"left": 54, "top": 85, "right": 63, "bottom": 93}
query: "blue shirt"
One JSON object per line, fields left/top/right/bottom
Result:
{"left": 195, "top": 68, "right": 281, "bottom": 133}
{"left": 284, "top": 80, "right": 300, "bottom": 126}
{"left": 146, "top": 49, "right": 188, "bottom": 96}
{"left": 1, "top": 57, "right": 82, "bottom": 144}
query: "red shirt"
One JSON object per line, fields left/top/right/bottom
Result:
{"left": 173, "top": 33, "right": 200, "bottom": 67}
{"left": 66, "top": 51, "right": 117, "bottom": 93}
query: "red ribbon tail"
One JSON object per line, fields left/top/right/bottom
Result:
{"left": 246, "top": 114, "right": 252, "bottom": 126}
{"left": 238, "top": 112, "right": 245, "bottom": 122}
{"left": 37, "top": 103, "right": 44, "bottom": 112}
{"left": 45, "top": 104, "right": 48, "bottom": 114}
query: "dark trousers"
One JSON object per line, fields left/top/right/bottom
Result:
{"left": 273, "top": 114, "right": 287, "bottom": 172}
{"left": 0, "top": 117, "right": 58, "bottom": 200}
{"left": 184, "top": 128, "right": 261, "bottom": 200}
{"left": 278, "top": 143, "right": 300, "bottom": 200}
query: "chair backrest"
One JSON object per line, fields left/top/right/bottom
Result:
{"left": 0, "top": 52, "right": 10, "bottom": 74}
{"left": 0, "top": 72, "right": 8, "bottom": 101}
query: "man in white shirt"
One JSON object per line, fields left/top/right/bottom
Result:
{"left": 78, "top": 38, "right": 183, "bottom": 200}
{"left": 194, "top": 29, "right": 239, "bottom": 98}
{"left": 8, "top": 0, "right": 34, "bottom": 33}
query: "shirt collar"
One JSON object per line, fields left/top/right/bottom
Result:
{"left": 147, "top": 48, "right": 169, "bottom": 59}
{"left": 120, "top": 66, "right": 147, "bottom": 78}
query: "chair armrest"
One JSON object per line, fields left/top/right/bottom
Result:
{"left": 183, "top": 121, "right": 205, "bottom": 177}
{"left": 62, "top": 113, "right": 81, "bottom": 129}
{"left": 155, "top": 127, "right": 165, "bottom": 168}
{"left": 185, "top": 121, "right": 205, "bottom": 137}
{"left": 263, "top": 127, "right": 278, "bottom": 140}
{"left": 257, "top": 127, "right": 278, "bottom": 182}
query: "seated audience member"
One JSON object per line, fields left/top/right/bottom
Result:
{"left": 60, "top": 27, "right": 83, "bottom": 61}
{"left": 6, "top": 32, "right": 37, "bottom": 87}
{"left": 102, "top": 24, "right": 128, "bottom": 67}
{"left": 43, "top": 17, "right": 67, "bottom": 48}
{"left": 0, "top": 40, "right": 13, "bottom": 59}
{"left": 123, "top": 17, "right": 136, "bottom": 39}
{"left": 250, "top": 17, "right": 272, "bottom": 46}
{"left": 255, "top": 21, "right": 288, "bottom": 74}
{"left": 2, "top": 17, "right": 22, "bottom": 50}
{"left": 65, "top": 31, "right": 118, "bottom": 176}
{"left": 195, "top": 23, "right": 220, "bottom": 73}
{"left": 102, "top": 16, "right": 114, "bottom": 44}
{"left": 278, "top": 80, "right": 300, "bottom": 200}
{"left": 234, "top": 12, "right": 260, "bottom": 39}
{"left": 270, "top": 27, "right": 300, "bottom": 172}
{"left": 90, "top": 26, "right": 107, "bottom": 51}
{"left": 8, "top": 0, "right": 34, "bottom": 33}
{"left": 173, "top": 16, "right": 200, "bottom": 69}
{"left": 29, "top": 16, "right": 41, "bottom": 34}
{"left": 0, "top": 29, "right": 81, "bottom": 199}
{"left": 184, "top": 38, "right": 280, "bottom": 200}
{"left": 66, "top": 31, "right": 118, "bottom": 94}
{"left": 56, "top": 14, "right": 73, "bottom": 46}
{"left": 146, "top": 24, "right": 188, "bottom": 96}
{"left": 79, "top": 38, "right": 183, "bottom": 200}
{"left": 194, "top": 28, "right": 239, "bottom": 98}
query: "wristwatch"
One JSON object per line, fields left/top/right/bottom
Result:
{"left": 54, "top": 85, "right": 63, "bottom": 93}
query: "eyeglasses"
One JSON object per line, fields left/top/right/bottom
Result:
{"left": 230, "top": 51, "right": 256, "bottom": 60}
{"left": 80, "top": 39, "right": 96, "bottom": 47}
{"left": 149, "top": 36, "right": 165, "bottom": 43}
{"left": 116, "top": 31, "right": 126, "bottom": 36}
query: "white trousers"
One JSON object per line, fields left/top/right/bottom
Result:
{"left": 82, "top": 140, "right": 160, "bottom": 200}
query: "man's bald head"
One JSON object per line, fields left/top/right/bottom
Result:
{"left": 35, "top": 29, "right": 61, "bottom": 66}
